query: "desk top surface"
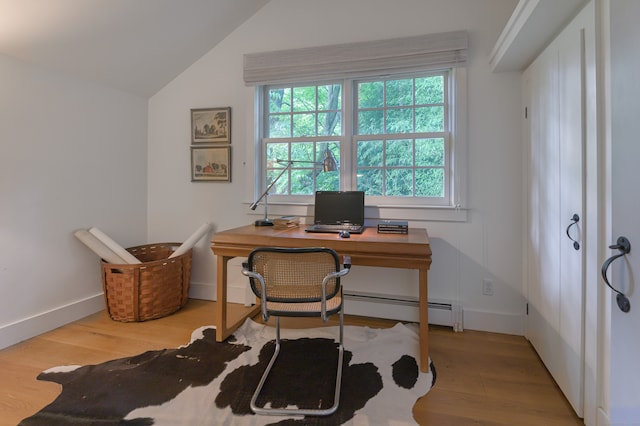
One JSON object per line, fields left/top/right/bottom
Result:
{"left": 212, "top": 224, "right": 431, "bottom": 263}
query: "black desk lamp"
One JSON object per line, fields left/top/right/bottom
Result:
{"left": 250, "top": 149, "right": 338, "bottom": 226}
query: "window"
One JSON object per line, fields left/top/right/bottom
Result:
{"left": 245, "top": 31, "right": 468, "bottom": 216}
{"left": 260, "top": 70, "right": 456, "bottom": 207}
{"left": 355, "top": 73, "right": 449, "bottom": 204}
{"left": 264, "top": 83, "right": 343, "bottom": 195}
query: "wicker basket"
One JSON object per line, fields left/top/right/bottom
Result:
{"left": 101, "top": 243, "right": 192, "bottom": 322}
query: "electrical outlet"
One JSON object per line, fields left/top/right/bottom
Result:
{"left": 482, "top": 279, "right": 494, "bottom": 296}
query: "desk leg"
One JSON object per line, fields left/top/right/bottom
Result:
{"left": 215, "top": 255, "right": 230, "bottom": 342}
{"left": 214, "top": 254, "right": 262, "bottom": 342}
{"left": 419, "top": 267, "right": 429, "bottom": 373}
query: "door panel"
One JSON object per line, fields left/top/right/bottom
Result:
{"left": 558, "top": 25, "right": 585, "bottom": 409}
{"left": 524, "top": 9, "right": 587, "bottom": 416}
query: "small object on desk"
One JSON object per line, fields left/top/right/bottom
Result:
{"left": 272, "top": 215, "right": 300, "bottom": 229}
{"left": 339, "top": 230, "right": 350, "bottom": 238}
{"left": 377, "top": 220, "right": 409, "bottom": 234}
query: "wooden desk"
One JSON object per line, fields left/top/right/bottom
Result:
{"left": 211, "top": 224, "right": 432, "bottom": 371}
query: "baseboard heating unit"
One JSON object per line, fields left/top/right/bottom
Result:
{"left": 343, "top": 291, "right": 463, "bottom": 332}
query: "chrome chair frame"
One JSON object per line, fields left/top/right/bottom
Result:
{"left": 241, "top": 247, "right": 351, "bottom": 417}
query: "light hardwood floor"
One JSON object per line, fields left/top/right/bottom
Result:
{"left": 0, "top": 299, "right": 583, "bottom": 425}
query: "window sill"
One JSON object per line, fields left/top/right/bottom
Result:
{"left": 246, "top": 202, "right": 468, "bottom": 223}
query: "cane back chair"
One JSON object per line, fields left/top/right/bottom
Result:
{"left": 241, "top": 247, "right": 351, "bottom": 416}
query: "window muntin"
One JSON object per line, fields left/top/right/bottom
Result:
{"left": 264, "top": 83, "right": 343, "bottom": 196}
{"left": 267, "top": 84, "right": 342, "bottom": 138}
{"left": 265, "top": 140, "right": 340, "bottom": 195}
{"left": 354, "top": 73, "right": 449, "bottom": 202}
{"left": 261, "top": 71, "right": 453, "bottom": 206}
{"left": 355, "top": 137, "right": 447, "bottom": 198}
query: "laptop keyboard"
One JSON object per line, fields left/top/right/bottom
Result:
{"left": 308, "top": 224, "right": 363, "bottom": 233}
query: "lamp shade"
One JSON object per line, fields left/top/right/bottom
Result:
{"left": 322, "top": 149, "right": 338, "bottom": 172}
{"left": 277, "top": 149, "right": 338, "bottom": 171}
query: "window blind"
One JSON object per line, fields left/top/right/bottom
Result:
{"left": 243, "top": 30, "right": 468, "bottom": 86}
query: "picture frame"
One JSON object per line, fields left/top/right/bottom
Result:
{"left": 191, "top": 146, "right": 231, "bottom": 182}
{"left": 191, "top": 107, "right": 231, "bottom": 144}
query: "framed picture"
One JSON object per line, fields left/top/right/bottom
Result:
{"left": 191, "top": 146, "right": 231, "bottom": 182}
{"left": 191, "top": 107, "right": 231, "bottom": 143}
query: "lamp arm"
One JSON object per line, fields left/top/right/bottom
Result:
{"left": 249, "top": 161, "right": 292, "bottom": 210}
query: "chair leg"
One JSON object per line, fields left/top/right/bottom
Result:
{"left": 250, "top": 313, "right": 344, "bottom": 417}
{"left": 250, "top": 317, "right": 282, "bottom": 416}
{"left": 333, "top": 307, "right": 345, "bottom": 414}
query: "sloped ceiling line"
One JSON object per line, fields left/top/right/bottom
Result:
{"left": 0, "top": 0, "right": 271, "bottom": 97}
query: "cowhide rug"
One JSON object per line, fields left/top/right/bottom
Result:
{"left": 20, "top": 319, "right": 436, "bottom": 425}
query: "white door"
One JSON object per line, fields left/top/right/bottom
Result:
{"left": 605, "top": 0, "right": 640, "bottom": 422}
{"left": 524, "top": 6, "right": 590, "bottom": 417}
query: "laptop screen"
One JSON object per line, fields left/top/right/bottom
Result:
{"left": 313, "top": 191, "right": 365, "bottom": 225}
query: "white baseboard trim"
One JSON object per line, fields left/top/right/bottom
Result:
{"left": 463, "top": 309, "right": 524, "bottom": 335}
{"left": 345, "top": 297, "right": 420, "bottom": 323}
{"left": 189, "top": 283, "right": 525, "bottom": 336}
{"left": 0, "top": 293, "right": 105, "bottom": 350}
{"left": 343, "top": 292, "right": 463, "bottom": 329}
{"left": 344, "top": 295, "right": 523, "bottom": 335}
{"left": 189, "top": 281, "right": 215, "bottom": 301}
{"left": 597, "top": 407, "right": 609, "bottom": 426}
{"left": 189, "top": 281, "right": 248, "bottom": 304}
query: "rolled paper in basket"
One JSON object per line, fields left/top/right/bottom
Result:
{"left": 169, "top": 222, "right": 212, "bottom": 259}
{"left": 88, "top": 227, "right": 141, "bottom": 264}
{"left": 74, "top": 229, "right": 128, "bottom": 264}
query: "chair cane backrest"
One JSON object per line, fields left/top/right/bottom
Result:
{"left": 246, "top": 247, "right": 341, "bottom": 303}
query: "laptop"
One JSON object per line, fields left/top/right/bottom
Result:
{"left": 305, "top": 191, "right": 365, "bottom": 234}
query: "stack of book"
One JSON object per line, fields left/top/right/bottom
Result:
{"left": 272, "top": 215, "right": 300, "bottom": 229}
{"left": 377, "top": 220, "right": 409, "bottom": 234}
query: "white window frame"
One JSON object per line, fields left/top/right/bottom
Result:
{"left": 352, "top": 70, "right": 451, "bottom": 207}
{"left": 253, "top": 69, "right": 467, "bottom": 222}
{"left": 247, "top": 32, "right": 468, "bottom": 222}
{"left": 261, "top": 81, "right": 346, "bottom": 201}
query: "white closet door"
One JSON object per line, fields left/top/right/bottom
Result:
{"left": 524, "top": 7, "right": 588, "bottom": 417}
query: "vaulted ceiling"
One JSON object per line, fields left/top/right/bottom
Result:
{"left": 0, "top": 0, "right": 270, "bottom": 97}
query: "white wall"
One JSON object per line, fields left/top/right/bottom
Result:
{"left": 0, "top": 54, "right": 148, "bottom": 349}
{"left": 148, "top": 0, "right": 524, "bottom": 334}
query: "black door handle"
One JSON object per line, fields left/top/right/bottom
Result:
{"left": 601, "top": 236, "right": 631, "bottom": 313}
{"left": 566, "top": 214, "right": 580, "bottom": 250}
